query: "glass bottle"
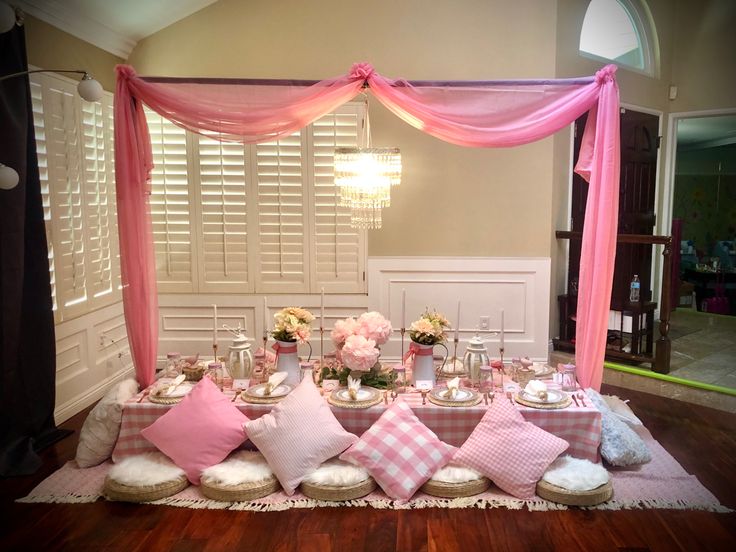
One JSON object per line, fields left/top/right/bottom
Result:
{"left": 629, "top": 274, "right": 640, "bottom": 302}
{"left": 165, "top": 352, "right": 181, "bottom": 377}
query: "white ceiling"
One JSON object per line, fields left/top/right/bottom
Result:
{"left": 677, "top": 115, "right": 736, "bottom": 150}
{"left": 14, "top": 0, "right": 218, "bottom": 58}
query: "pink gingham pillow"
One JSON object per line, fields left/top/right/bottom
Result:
{"left": 244, "top": 378, "right": 357, "bottom": 495}
{"left": 453, "top": 397, "right": 569, "bottom": 499}
{"left": 141, "top": 377, "right": 249, "bottom": 485}
{"left": 339, "top": 399, "right": 456, "bottom": 500}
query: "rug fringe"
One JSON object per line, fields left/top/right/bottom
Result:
{"left": 587, "top": 499, "right": 733, "bottom": 513}
{"left": 16, "top": 494, "right": 100, "bottom": 504}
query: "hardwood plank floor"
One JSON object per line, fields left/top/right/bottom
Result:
{"left": 1, "top": 384, "right": 734, "bottom": 551}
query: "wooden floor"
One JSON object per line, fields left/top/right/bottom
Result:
{"left": 1, "top": 384, "right": 735, "bottom": 552}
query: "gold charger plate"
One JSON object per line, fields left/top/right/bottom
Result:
{"left": 148, "top": 383, "right": 193, "bottom": 404}
{"left": 240, "top": 382, "right": 294, "bottom": 404}
{"left": 427, "top": 386, "right": 482, "bottom": 407}
{"left": 514, "top": 390, "right": 572, "bottom": 410}
{"left": 327, "top": 386, "right": 382, "bottom": 409}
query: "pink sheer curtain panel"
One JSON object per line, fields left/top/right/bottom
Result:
{"left": 114, "top": 62, "right": 620, "bottom": 390}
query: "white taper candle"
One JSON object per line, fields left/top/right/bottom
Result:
{"left": 212, "top": 304, "right": 218, "bottom": 346}
{"left": 500, "top": 308, "right": 505, "bottom": 349}
{"left": 401, "top": 289, "right": 406, "bottom": 329}
{"left": 321, "top": 287, "right": 325, "bottom": 328}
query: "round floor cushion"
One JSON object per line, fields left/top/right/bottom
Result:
{"left": 200, "top": 451, "right": 280, "bottom": 502}
{"left": 300, "top": 459, "right": 376, "bottom": 501}
{"left": 420, "top": 464, "right": 491, "bottom": 498}
{"left": 536, "top": 479, "right": 613, "bottom": 506}
{"left": 104, "top": 452, "right": 189, "bottom": 503}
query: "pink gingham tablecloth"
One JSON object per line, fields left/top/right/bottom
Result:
{"left": 112, "top": 388, "right": 601, "bottom": 463}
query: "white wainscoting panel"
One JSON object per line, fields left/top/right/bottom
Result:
{"left": 368, "top": 257, "right": 551, "bottom": 361}
{"left": 54, "top": 301, "right": 134, "bottom": 424}
{"left": 157, "top": 294, "right": 369, "bottom": 365}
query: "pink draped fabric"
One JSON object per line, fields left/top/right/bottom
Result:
{"left": 114, "top": 62, "right": 619, "bottom": 390}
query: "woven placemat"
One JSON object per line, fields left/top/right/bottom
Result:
{"left": 514, "top": 393, "right": 572, "bottom": 410}
{"left": 327, "top": 393, "right": 383, "bottom": 409}
{"left": 420, "top": 476, "right": 491, "bottom": 498}
{"left": 427, "top": 393, "right": 482, "bottom": 408}
{"left": 239, "top": 393, "right": 288, "bottom": 405}
{"left": 300, "top": 477, "right": 376, "bottom": 501}
{"left": 104, "top": 474, "right": 189, "bottom": 503}
{"left": 201, "top": 475, "right": 281, "bottom": 502}
{"left": 148, "top": 394, "right": 185, "bottom": 405}
{"left": 536, "top": 479, "right": 613, "bottom": 506}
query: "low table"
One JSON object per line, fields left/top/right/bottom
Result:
{"left": 112, "top": 385, "right": 601, "bottom": 463}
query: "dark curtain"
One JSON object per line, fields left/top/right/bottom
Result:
{"left": 0, "top": 21, "right": 67, "bottom": 476}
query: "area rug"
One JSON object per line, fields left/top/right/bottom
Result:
{"left": 17, "top": 426, "right": 731, "bottom": 513}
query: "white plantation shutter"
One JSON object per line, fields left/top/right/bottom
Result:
{"left": 254, "top": 132, "right": 310, "bottom": 292}
{"left": 309, "top": 105, "right": 366, "bottom": 293}
{"left": 81, "top": 96, "right": 118, "bottom": 303}
{"left": 31, "top": 72, "right": 121, "bottom": 321}
{"left": 195, "top": 136, "right": 252, "bottom": 292}
{"left": 45, "top": 79, "right": 88, "bottom": 318}
{"left": 146, "top": 109, "right": 196, "bottom": 292}
{"left": 30, "top": 78, "right": 58, "bottom": 319}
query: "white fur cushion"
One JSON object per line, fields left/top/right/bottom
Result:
{"left": 430, "top": 463, "right": 483, "bottom": 484}
{"left": 108, "top": 452, "right": 186, "bottom": 487}
{"left": 585, "top": 388, "right": 651, "bottom": 467}
{"left": 76, "top": 378, "right": 139, "bottom": 468}
{"left": 200, "top": 451, "right": 274, "bottom": 485}
{"left": 302, "top": 459, "right": 370, "bottom": 487}
{"left": 603, "top": 395, "right": 643, "bottom": 426}
{"left": 542, "top": 455, "right": 609, "bottom": 491}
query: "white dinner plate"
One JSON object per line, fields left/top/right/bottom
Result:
{"left": 518, "top": 388, "right": 566, "bottom": 404}
{"left": 245, "top": 383, "right": 293, "bottom": 398}
{"left": 333, "top": 387, "right": 380, "bottom": 402}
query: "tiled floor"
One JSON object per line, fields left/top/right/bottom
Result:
{"left": 550, "top": 309, "right": 736, "bottom": 412}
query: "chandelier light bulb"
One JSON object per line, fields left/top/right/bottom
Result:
{"left": 77, "top": 74, "right": 104, "bottom": 102}
{"left": 0, "top": 163, "right": 20, "bottom": 190}
{"left": 0, "top": 2, "right": 15, "bottom": 34}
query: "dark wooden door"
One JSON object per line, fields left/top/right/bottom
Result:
{"left": 568, "top": 109, "right": 660, "bottom": 309}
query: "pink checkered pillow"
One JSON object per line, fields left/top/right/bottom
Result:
{"left": 339, "top": 399, "right": 456, "bottom": 500}
{"left": 141, "top": 377, "right": 249, "bottom": 485}
{"left": 244, "top": 377, "right": 358, "bottom": 495}
{"left": 453, "top": 397, "right": 569, "bottom": 499}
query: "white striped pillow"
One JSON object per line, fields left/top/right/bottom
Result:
{"left": 244, "top": 378, "right": 357, "bottom": 495}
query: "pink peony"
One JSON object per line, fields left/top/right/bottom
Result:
{"left": 357, "top": 311, "right": 393, "bottom": 346}
{"left": 340, "top": 334, "right": 380, "bottom": 372}
{"left": 331, "top": 317, "right": 360, "bottom": 347}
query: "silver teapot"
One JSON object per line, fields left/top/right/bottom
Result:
{"left": 462, "top": 334, "right": 490, "bottom": 388}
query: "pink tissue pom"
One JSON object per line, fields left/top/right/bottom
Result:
{"left": 331, "top": 317, "right": 360, "bottom": 347}
{"left": 341, "top": 335, "right": 380, "bottom": 371}
{"left": 357, "top": 311, "right": 393, "bottom": 346}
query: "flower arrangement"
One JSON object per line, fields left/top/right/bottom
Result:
{"left": 409, "top": 309, "right": 450, "bottom": 345}
{"left": 271, "top": 307, "right": 315, "bottom": 343}
{"left": 340, "top": 334, "right": 380, "bottom": 372}
{"left": 331, "top": 311, "right": 393, "bottom": 348}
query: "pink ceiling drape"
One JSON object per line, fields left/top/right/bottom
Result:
{"left": 114, "top": 62, "right": 620, "bottom": 390}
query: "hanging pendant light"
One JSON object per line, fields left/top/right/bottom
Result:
{"left": 334, "top": 99, "right": 401, "bottom": 229}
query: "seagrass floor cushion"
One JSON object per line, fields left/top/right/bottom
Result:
{"left": 420, "top": 463, "right": 491, "bottom": 498}
{"left": 200, "top": 451, "right": 281, "bottom": 502}
{"left": 535, "top": 455, "right": 613, "bottom": 506}
{"left": 299, "top": 459, "right": 376, "bottom": 501}
{"left": 104, "top": 452, "right": 189, "bottom": 503}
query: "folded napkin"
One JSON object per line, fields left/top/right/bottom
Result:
{"left": 524, "top": 379, "right": 548, "bottom": 401}
{"left": 264, "top": 372, "right": 287, "bottom": 395}
{"left": 347, "top": 375, "right": 361, "bottom": 400}
{"left": 149, "top": 374, "right": 186, "bottom": 397}
{"left": 446, "top": 376, "right": 460, "bottom": 399}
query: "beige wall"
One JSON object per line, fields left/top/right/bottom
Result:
{"left": 670, "top": 0, "right": 736, "bottom": 113}
{"left": 128, "top": 0, "right": 558, "bottom": 257}
{"left": 23, "top": 15, "right": 123, "bottom": 92}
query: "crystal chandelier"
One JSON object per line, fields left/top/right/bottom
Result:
{"left": 334, "top": 102, "right": 401, "bottom": 229}
{"left": 334, "top": 147, "right": 401, "bottom": 229}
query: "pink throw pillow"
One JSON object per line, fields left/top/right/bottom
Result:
{"left": 244, "top": 378, "right": 358, "bottom": 495}
{"left": 141, "top": 377, "right": 249, "bottom": 484}
{"left": 340, "top": 399, "right": 456, "bottom": 500}
{"left": 453, "top": 397, "right": 569, "bottom": 499}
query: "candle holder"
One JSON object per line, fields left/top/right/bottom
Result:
{"left": 319, "top": 325, "right": 324, "bottom": 372}
{"left": 452, "top": 335, "right": 459, "bottom": 367}
{"left": 212, "top": 343, "right": 218, "bottom": 363}
{"left": 499, "top": 346, "right": 505, "bottom": 367}
{"left": 400, "top": 327, "right": 406, "bottom": 362}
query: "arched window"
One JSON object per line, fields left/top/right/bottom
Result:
{"left": 579, "top": 0, "right": 659, "bottom": 77}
